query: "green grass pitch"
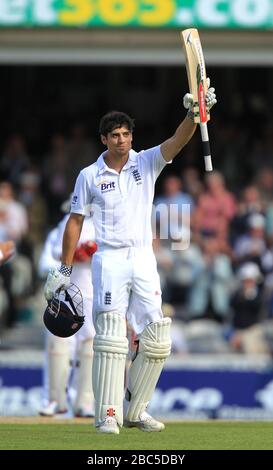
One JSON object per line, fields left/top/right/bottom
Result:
{"left": 0, "top": 419, "right": 273, "bottom": 450}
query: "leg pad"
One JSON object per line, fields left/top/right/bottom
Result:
{"left": 93, "top": 311, "right": 128, "bottom": 426}
{"left": 125, "top": 318, "right": 171, "bottom": 422}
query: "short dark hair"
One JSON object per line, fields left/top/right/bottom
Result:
{"left": 99, "top": 111, "right": 135, "bottom": 136}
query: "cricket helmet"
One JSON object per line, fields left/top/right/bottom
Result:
{"left": 43, "top": 283, "right": 84, "bottom": 337}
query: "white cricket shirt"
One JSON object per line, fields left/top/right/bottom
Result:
{"left": 71, "top": 145, "right": 169, "bottom": 248}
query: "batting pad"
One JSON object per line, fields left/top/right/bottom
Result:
{"left": 48, "top": 336, "right": 71, "bottom": 410}
{"left": 125, "top": 317, "right": 171, "bottom": 422}
{"left": 92, "top": 311, "right": 128, "bottom": 426}
{"left": 74, "top": 339, "right": 94, "bottom": 414}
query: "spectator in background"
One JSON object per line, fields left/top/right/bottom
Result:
{"left": 0, "top": 239, "right": 15, "bottom": 328}
{"left": 0, "top": 200, "right": 9, "bottom": 241}
{"left": 18, "top": 171, "right": 48, "bottom": 249}
{"left": 254, "top": 169, "right": 273, "bottom": 238}
{"left": 42, "top": 133, "right": 70, "bottom": 226}
{"left": 229, "top": 262, "right": 269, "bottom": 354}
{"left": 193, "top": 171, "right": 236, "bottom": 240}
{"left": 233, "top": 213, "right": 267, "bottom": 270}
{"left": 230, "top": 184, "right": 264, "bottom": 243}
{"left": 15, "top": 170, "right": 48, "bottom": 294}
{"left": 154, "top": 175, "right": 193, "bottom": 240}
{"left": 249, "top": 120, "right": 273, "bottom": 176}
{"left": 66, "top": 123, "right": 99, "bottom": 189}
{"left": 181, "top": 166, "right": 203, "bottom": 203}
{"left": 0, "top": 134, "right": 30, "bottom": 189}
{"left": 255, "top": 167, "right": 273, "bottom": 208}
{"left": 0, "top": 240, "right": 15, "bottom": 266}
{"left": 187, "top": 234, "right": 234, "bottom": 323}
{"left": 0, "top": 182, "right": 29, "bottom": 327}
{"left": 0, "top": 181, "right": 28, "bottom": 242}
{"left": 164, "top": 233, "right": 200, "bottom": 316}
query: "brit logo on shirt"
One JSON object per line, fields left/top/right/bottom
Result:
{"left": 71, "top": 195, "right": 78, "bottom": 205}
{"left": 99, "top": 181, "right": 116, "bottom": 193}
{"left": 132, "top": 169, "right": 142, "bottom": 185}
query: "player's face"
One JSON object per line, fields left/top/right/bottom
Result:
{"left": 102, "top": 126, "right": 132, "bottom": 157}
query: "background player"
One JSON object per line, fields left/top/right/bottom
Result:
{"left": 39, "top": 200, "right": 97, "bottom": 417}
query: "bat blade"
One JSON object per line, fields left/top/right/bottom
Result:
{"left": 181, "top": 28, "right": 210, "bottom": 124}
{"left": 181, "top": 28, "right": 213, "bottom": 172}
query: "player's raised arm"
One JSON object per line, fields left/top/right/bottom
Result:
{"left": 160, "top": 114, "right": 197, "bottom": 163}
{"left": 44, "top": 213, "right": 84, "bottom": 301}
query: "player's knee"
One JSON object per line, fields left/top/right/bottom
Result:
{"left": 93, "top": 311, "right": 128, "bottom": 355}
{"left": 139, "top": 317, "right": 172, "bottom": 360}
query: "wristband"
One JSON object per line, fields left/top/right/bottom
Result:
{"left": 59, "top": 264, "right": 73, "bottom": 276}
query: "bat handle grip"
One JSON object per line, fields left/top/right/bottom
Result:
{"left": 200, "top": 122, "right": 213, "bottom": 172}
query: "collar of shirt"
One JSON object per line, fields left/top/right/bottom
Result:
{"left": 97, "top": 149, "right": 138, "bottom": 175}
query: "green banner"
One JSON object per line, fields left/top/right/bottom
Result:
{"left": 0, "top": 0, "right": 273, "bottom": 29}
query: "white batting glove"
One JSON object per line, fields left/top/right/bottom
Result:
{"left": 183, "top": 77, "right": 217, "bottom": 111}
{"left": 206, "top": 78, "right": 217, "bottom": 110}
{"left": 183, "top": 93, "right": 194, "bottom": 110}
{"left": 44, "top": 266, "right": 71, "bottom": 301}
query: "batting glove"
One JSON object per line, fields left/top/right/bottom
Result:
{"left": 183, "top": 93, "right": 194, "bottom": 111}
{"left": 206, "top": 78, "right": 217, "bottom": 110}
{"left": 44, "top": 265, "right": 72, "bottom": 301}
{"left": 183, "top": 77, "right": 217, "bottom": 111}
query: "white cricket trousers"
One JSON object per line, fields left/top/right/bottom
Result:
{"left": 91, "top": 246, "right": 163, "bottom": 335}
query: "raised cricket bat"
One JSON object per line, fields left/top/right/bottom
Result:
{"left": 181, "top": 28, "right": 213, "bottom": 172}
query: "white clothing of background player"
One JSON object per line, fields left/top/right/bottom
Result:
{"left": 40, "top": 210, "right": 97, "bottom": 417}
{"left": 44, "top": 86, "right": 216, "bottom": 434}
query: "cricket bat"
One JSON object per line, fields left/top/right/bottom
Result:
{"left": 181, "top": 28, "right": 213, "bottom": 172}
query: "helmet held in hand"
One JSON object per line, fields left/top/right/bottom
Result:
{"left": 43, "top": 283, "right": 84, "bottom": 337}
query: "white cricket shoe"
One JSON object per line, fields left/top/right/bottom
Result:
{"left": 39, "top": 401, "right": 68, "bottom": 417}
{"left": 124, "top": 411, "right": 165, "bottom": 432}
{"left": 74, "top": 407, "right": 95, "bottom": 418}
{"left": 97, "top": 417, "right": 120, "bottom": 434}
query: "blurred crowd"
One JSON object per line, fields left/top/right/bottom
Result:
{"left": 1, "top": 121, "right": 273, "bottom": 356}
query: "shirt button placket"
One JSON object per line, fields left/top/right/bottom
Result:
{"left": 119, "top": 171, "right": 127, "bottom": 199}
